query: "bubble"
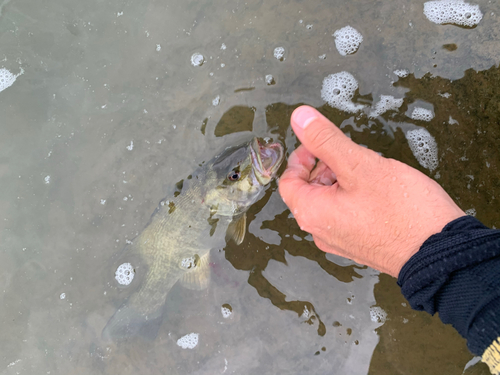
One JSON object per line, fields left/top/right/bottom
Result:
{"left": 423, "top": 0, "right": 483, "bottom": 27}
{"left": 406, "top": 128, "right": 439, "bottom": 171}
{"left": 369, "top": 95, "right": 404, "bottom": 118}
{"left": 318, "top": 54, "right": 327, "bottom": 60}
{"left": 369, "top": 306, "right": 387, "bottom": 324}
{"left": 321, "top": 71, "right": 365, "bottom": 113}
{"left": 44, "top": 176, "right": 50, "bottom": 184}
{"left": 177, "top": 332, "right": 199, "bottom": 349}
{"left": 0, "top": 68, "right": 20, "bottom": 93}
{"left": 265, "top": 74, "right": 275, "bottom": 85}
{"left": 302, "top": 305, "right": 310, "bottom": 319}
{"left": 333, "top": 26, "right": 363, "bottom": 56}
{"left": 273, "top": 47, "right": 285, "bottom": 61}
{"left": 221, "top": 304, "right": 233, "bottom": 318}
{"left": 191, "top": 53, "right": 205, "bottom": 67}
{"left": 411, "top": 107, "right": 434, "bottom": 122}
{"left": 465, "top": 208, "right": 476, "bottom": 216}
{"left": 115, "top": 263, "right": 135, "bottom": 285}
{"left": 220, "top": 43, "right": 227, "bottom": 50}
{"left": 212, "top": 95, "right": 220, "bottom": 106}
{"left": 393, "top": 69, "right": 409, "bottom": 78}
{"left": 180, "top": 256, "right": 197, "bottom": 270}
{"left": 60, "top": 293, "right": 66, "bottom": 300}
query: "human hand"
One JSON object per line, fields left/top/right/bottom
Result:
{"left": 279, "top": 106, "right": 465, "bottom": 277}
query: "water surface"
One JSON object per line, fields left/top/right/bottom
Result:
{"left": 0, "top": 0, "right": 498, "bottom": 374}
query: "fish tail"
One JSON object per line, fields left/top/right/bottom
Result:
{"left": 102, "top": 303, "right": 164, "bottom": 342}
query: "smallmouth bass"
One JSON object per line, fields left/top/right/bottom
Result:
{"left": 103, "top": 137, "right": 284, "bottom": 340}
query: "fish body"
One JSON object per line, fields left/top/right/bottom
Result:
{"left": 103, "top": 137, "right": 284, "bottom": 340}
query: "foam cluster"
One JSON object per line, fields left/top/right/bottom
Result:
{"left": 265, "top": 74, "right": 276, "bottom": 85}
{"left": 0, "top": 68, "right": 19, "bottom": 93}
{"left": 411, "top": 107, "right": 434, "bottom": 122}
{"left": 190, "top": 53, "right": 205, "bottom": 67}
{"left": 393, "top": 69, "right": 409, "bottom": 78}
{"left": 465, "top": 208, "right": 477, "bottom": 216}
{"left": 177, "top": 333, "right": 199, "bottom": 349}
{"left": 423, "top": 0, "right": 483, "bottom": 27}
{"left": 369, "top": 95, "right": 404, "bottom": 118}
{"left": 180, "top": 256, "right": 196, "bottom": 270}
{"left": 369, "top": 306, "right": 387, "bottom": 324}
{"left": 333, "top": 26, "right": 363, "bottom": 56}
{"left": 406, "top": 128, "right": 439, "bottom": 171}
{"left": 274, "top": 47, "right": 285, "bottom": 61}
{"left": 221, "top": 304, "right": 233, "bottom": 318}
{"left": 321, "top": 72, "right": 365, "bottom": 113}
{"left": 115, "top": 263, "right": 135, "bottom": 286}
{"left": 302, "top": 305, "right": 310, "bottom": 319}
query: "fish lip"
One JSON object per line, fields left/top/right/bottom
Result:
{"left": 250, "top": 137, "right": 285, "bottom": 185}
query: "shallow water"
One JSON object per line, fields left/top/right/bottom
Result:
{"left": 0, "top": 0, "right": 499, "bottom": 373}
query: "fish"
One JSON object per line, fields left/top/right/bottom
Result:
{"left": 102, "top": 137, "right": 284, "bottom": 341}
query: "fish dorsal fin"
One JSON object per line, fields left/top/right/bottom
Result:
{"left": 178, "top": 253, "right": 211, "bottom": 291}
{"left": 226, "top": 213, "right": 246, "bottom": 245}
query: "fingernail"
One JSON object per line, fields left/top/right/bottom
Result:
{"left": 292, "top": 106, "right": 318, "bottom": 129}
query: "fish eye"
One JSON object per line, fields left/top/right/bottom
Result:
{"left": 227, "top": 169, "right": 241, "bottom": 181}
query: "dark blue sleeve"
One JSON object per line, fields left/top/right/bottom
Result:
{"left": 397, "top": 215, "right": 500, "bottom": 356}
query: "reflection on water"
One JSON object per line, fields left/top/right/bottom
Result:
{"left": 1, "top": 0, "right": 499, "bottom": 373}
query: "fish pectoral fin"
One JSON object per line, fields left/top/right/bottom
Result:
{"left": 178, "top": 252, "right": 211, "bottom": 291}
{"left": 226, "top": 213, "right": 246, "bottom": 245}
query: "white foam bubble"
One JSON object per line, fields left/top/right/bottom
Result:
{"left": 333, "top": 26, "right": 363, "bottom": 56}
{"left": 221, "top": 304, "right": 232, "bottom": 318}
{"left": 423, "top": 0, "right": 483, "bottom": 27}
{"left": 369, "top": 306, "right": 387, "bottom": 323}
{"left": 177, "top": 333, "right": 199, "bottom": 349}
{"left": 301, "top": 305, "right": 310, "bottom": 319}
{"left": 212, "top": 95, "right": 220, "bottom": 106}
{"left": 0, "top": 68, "right": 21, "bottom": 93}
{"left": 265, "top": 74, "right": 275, "bottom": 85}
{"left": 369, "top": 95, "right": 404, "bottom": 118}
{"left": 393, "top": 69, "right": 409, "bottom": 78}
{"left": 321, "top": 72, "right": 365, "bottom": 113}
{"left": 115, "top": 263, "right": 135, "bottom": 285}
{"left": 273, "top": 47, "right": 285, "bottom": 61}
{"left": 191, "top": 53, "right": 205, "bottom": 67}
{"left": 411, "top": 107, "right": 434, "bottom": 122}
{"left": 465, "top": 208, "right": 476, "bottom": 216}
{"left": 180, "top": 256, "right": 197, "bottom": 270}
{"left": 60, "top": 293, "right": 66, "bottom": 300}
{"left": 406, "top": 128, "right": 439, "bottom": 171}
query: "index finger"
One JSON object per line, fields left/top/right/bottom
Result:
{"left": 278, "top": 145, "right": 335, "bottom": 223}
{"left": 278, "top": 145, "right": 317, "bottom": 208}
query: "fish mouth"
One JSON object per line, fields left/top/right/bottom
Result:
{"left": 250, "top": 137, "right": 285, "bottom": 185}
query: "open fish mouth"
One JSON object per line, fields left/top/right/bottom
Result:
{"left": 250, "top": 137, "right": 285, "bottom": 185}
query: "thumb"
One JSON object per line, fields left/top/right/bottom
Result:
{"left": 291, "top": 105, "right": 375, "bottom": 185}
